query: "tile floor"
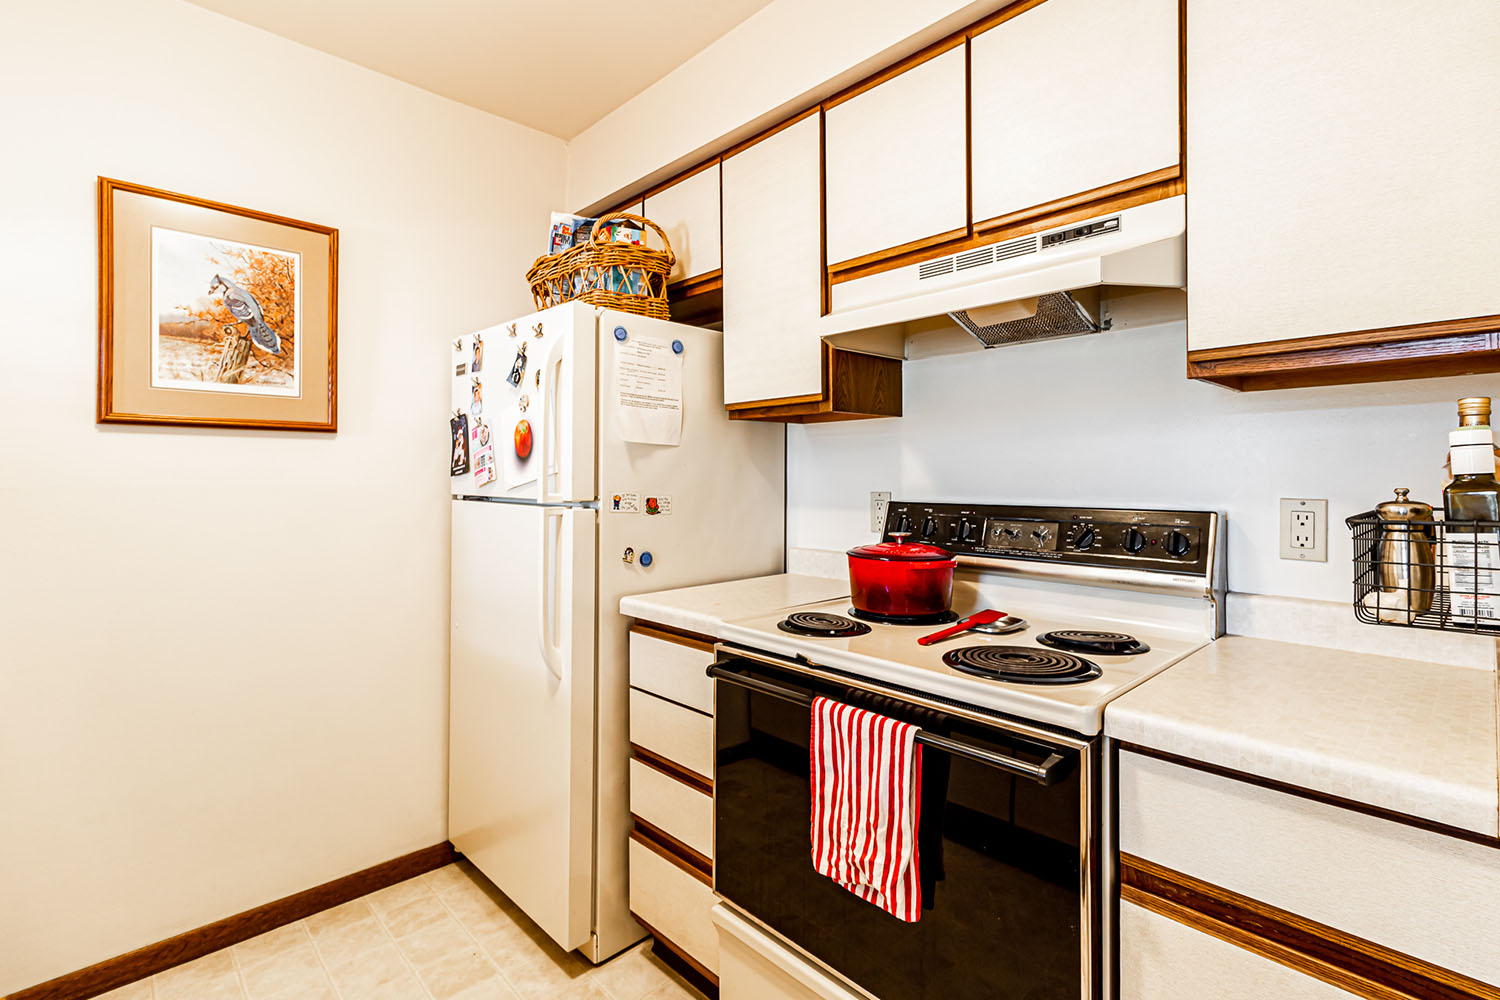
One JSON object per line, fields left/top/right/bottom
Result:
{"left": 95, "top": 861, "right": 704, "bottom": 1000}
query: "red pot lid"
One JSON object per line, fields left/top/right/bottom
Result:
{"left": 847, "top": 539, "right": 955, "bottom": 562}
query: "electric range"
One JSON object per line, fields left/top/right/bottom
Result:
{"left": 719, "top": 502, "right": 1224, "bottom": 736}
{"left": 709, "top": 502, "right": 1224, "bottom": 1000}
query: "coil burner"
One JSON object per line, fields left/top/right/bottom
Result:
{"left": 941, "top": 646, "right": 1103, "bottom": 684}
{"left": 777, "top": 611, "right": 872, "bottom": 638}
{"left": 1036, "top": 630, "right": 1150, "bottom": 655}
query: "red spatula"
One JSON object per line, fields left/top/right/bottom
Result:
{"left": 917, "top": 609, "right": 1006, "bottom": 646}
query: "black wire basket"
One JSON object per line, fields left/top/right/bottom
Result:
{"left": 1348, "top": 510, "right": 1500, "bottom": 634}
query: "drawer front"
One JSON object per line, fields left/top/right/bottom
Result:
{"left": 1119, "top": 901, "right": 1359, "bottom": 1000}
{"left": 629, "top": 687, "right": 713, "bottom": 779}
{"left": 629, "top": 838, "right": 719, "bottom": 974}
{"left": 1119, "top": 750, "right": 1500, "bottom": 985}
{"left": 630, "top": 757, "right": 713, "bottom": 858}
{"left": 629, "top": 630, "right": 714, "bottom": 714}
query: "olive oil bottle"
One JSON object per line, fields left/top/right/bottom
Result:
{"left": 1444, "top": 397, "right": 1500, "bottom": 523}
{"left": 1443, "top": 397, "right": 1500, "bottom": 622}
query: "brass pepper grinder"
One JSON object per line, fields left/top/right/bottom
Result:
{"left": 1371, "top": 488, "right": 1436, "bottom": 619}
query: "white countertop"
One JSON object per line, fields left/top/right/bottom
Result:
{"left": 1106, "top": 635, "right": 1500, "bottom": 837}
{"left": 620, "top": 573, "right": 850, "bottom": 638}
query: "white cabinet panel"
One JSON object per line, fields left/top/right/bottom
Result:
{"left": 825, "top": 46, "right": 967, "bottom": 265}
{"left": 629, "top": 758, "right": 713, "bottom": 858}
{"left": 1119, "top": 902, "right": 1359, "bottom": 1000}
{"left": 644, "top": 163, "right": 721, "bottom": 283}
{"left": 629, "top": 687, "right": 713, "bottom": 779}
{"left": 970, "top": 0, "right": 1179, "bottom": 223}
{"left": 721, "top": 115, "right": 824, "bottom": 405}
{"left": 1187, "top": 1, "right": 1500, "bottom": 351}
{"left": 1119, "top": 751, "right": 1500, "bottom": 986}
{"left": 629, "top": 839, "right": 719, "bottom": 973}
{"left": 628, "top": 631, "right": 714, "bottom": 714}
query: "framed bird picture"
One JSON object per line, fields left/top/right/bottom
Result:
{"left": 97, "top": 177, "right": 338, "bottom": 431}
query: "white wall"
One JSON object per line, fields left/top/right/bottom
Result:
{"left": 566, "top": 0, "right": 998, "bottom": 212}
{"left": 788, "top": 321, "right": 1494, "bottom": 603}
{"left": 0, "top": 1, "right": 564, "bottom": 993}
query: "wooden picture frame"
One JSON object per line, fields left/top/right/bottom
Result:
{"left": 97, "top": 177, "right": 338, "bottom": 431}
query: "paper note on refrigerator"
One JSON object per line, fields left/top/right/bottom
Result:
{"left": 614, "top": 336, "right": 683, "bottom": 446}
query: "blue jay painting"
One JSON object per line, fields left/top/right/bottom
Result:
{"left": 209, "top": 273, "right": 281, "bottom": 354}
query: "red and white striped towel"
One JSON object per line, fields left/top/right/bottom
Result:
{"left": 809, "top": 696, "right": 923, "bottom": 922}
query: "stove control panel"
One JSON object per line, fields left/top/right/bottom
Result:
{"left": 884, "top": 502, "right": 1218, "bottom": 578}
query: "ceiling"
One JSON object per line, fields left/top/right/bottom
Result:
{"left": 186, "top": 0, "right": 775, "bottom": 139}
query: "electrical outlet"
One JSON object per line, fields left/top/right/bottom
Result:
{"left": 869, "top": 491, "right": 892, "bottom": 533}
{"left": 1279, "top": 498, "right": 1328, "bottom": 562}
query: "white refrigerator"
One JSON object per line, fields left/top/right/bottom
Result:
{"left": 448, "top": 302, "right": 784, "bottom": 962}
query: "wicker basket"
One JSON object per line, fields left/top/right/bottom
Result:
{"left": 526, "top": 212, "right": 676, "bottom": 320}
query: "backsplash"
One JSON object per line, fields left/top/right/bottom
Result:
{"left": 786, "top": 319, "right": 1497, "bottom": 604}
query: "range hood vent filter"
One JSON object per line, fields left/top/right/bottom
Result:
{"left": 949, "top": 290, "right": 1100, "bottom": 348}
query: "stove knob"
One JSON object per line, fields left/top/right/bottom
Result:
{"left": 921, "top": 516, "right": 939, "bottom": 539}
{"left": 1123, "top": 527, "right": 1147, "bottom": 554}
{"left": 1074, "top": 527, "right": 1096, "bottom": 550}
{"left": 959, "top": 519, "right": 978, "bottom": 542}
{"left": 1166, "top": 530, "right": 1192, "bottom": 557}
{"left": 894, "top": 513, "right": 913, "bottom": 534}
{"left": 1003, "top": 526, "right": 1022, "bottom": 541}
{"left": 1031, "top": 527, "right": 1051, "bottom": 543}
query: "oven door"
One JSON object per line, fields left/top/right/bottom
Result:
{"left": 712, "top": 649, "right": 1099, "bottom": 1000}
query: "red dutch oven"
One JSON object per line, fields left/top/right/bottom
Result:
{"left": 846, "top": 533, "right": 957, "bottom": 621}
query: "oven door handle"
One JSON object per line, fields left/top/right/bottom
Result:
{"left": 708, "top": 661, "right": 1072, "bottom": 787}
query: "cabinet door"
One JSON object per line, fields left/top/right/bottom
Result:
{"left": 824, "top": 45, "right": 967, "bottom": 267}
{"left": 1187, "top": 1, "right": 1500, "bottom": 352}
{"left": 643, "top": 163, "right": 721, "bottom": 283}
{"left": 721, "top": 115, "right": 824, "bottom": 406}
{"left": 970, "top": 0, "right": 1179, "bottom": 226}
{"left": 1120, "top": 902, "right": 1359, "bottom": 1000}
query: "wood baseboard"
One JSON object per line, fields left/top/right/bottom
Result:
{"left": 7, "top": 842, "right": 457, "bottom": 1000}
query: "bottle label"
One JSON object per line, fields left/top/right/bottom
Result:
{"left": 1444, "top": 532, "right": 1500, "bottom": 621}
{"left": 1450, "top": 427, "right": 1497, "bottom": 476}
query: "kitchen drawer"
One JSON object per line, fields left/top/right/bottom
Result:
{"left": 629, "top": 687, "right": 712, "bottom": 780}
{"left": 630, "top": 757, "right": 712, "bottom": 859}
{"left": 1119, "top": 749, "right": 1500, "bottom": 985}
{"left": 629, "top": 837, "right": 719, "bottom": 974}
{"left": 629, "top": 629, "right": 713, "bottom": 714}
{"left": 1119, "top": 900, "right": 1358, "bottom": 1000}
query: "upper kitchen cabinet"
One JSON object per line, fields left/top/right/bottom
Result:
{"left": 824, "top": 44, "right": 968, "bottom": 270}
{"left": 969, "top": 0, "right": 1181, "bottom": 230}
{"left": 722, "top": 114, "right": 900, "bottom": 421}
{"left": 1185, "top": 1, "right": 1500, "bottom": 390}
{"left": 642, "top": 161, "right": 722, "bottom": 289}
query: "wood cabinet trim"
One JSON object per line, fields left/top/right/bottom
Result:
{"left": 630, "top": 912, "right": 721, "bottom": 992}
{"left": 1117, "top": 743, "right": 1500, "bottom": 849}
{"left": 631, "top": 742, "right": 714, "bottom": 796}
{"left": 720, "top": 106, "right": 822, "bottom": 162}
{"left": 631, "top": 817, "right": 714, "bottom": 886}
{"left": 820, "top": 32, "right": 967, "bottom": 112}
{"left": 628, "top": 621, "right": 717, "bottom": 651}
{"left": 973, "top": 165, "right": 1180, "bottom": 235}
{"left": 827, "top": 226, "right": 971, "bottom": 277}
{"left": 1186, "top": 321, "right": 1500, "bottom": 392}
{"left": 726, "top": 345, "right": 901, "bottom": 422}
{"left": 1121, "top": 853, "right": 1500, "bottom": 1000}
{"left": 967, "top": 0, "right": 1052, "bottom": 39}
{"left": 666, "top": 268, "right": 723, "bottom": 299}
{"left": 829, "top": 175, "right": 1183, "bottom": 286}
{"left": 639, "top": 156, "right": 722, "bottom": 207}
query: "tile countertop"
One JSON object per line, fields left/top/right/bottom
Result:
{"left": 620, "top": 573, "right": 850, "bottom": 639}
{"left": 1106, "top": 635, "right": 1500, "bottom": 838}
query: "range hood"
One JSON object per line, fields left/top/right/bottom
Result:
{"left": 820, "top": 195, "right": 1185, "bottom": 358}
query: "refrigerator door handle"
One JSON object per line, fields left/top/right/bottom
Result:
{"left": 539, "top": 336, "right": 567, "bottom": 504}
{"left": 537, "top": 507, "right": 564, "bottom": 679}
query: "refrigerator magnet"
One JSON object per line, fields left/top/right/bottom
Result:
{"left": 609, "top": 492, "right": 641, "bottom": 514}
{"left": 470, "top": 376, "right": 483, "bottom": 418}
{"left": 644, "top": 495, "right": 672, "bottom": 516}
{"left": 471, "top": 333, "right": 484, "bottom": 373}
{"left": 470, "top": 419, "right": 496, "bottom": 487}
{"left": 507, "top": 341, "right": 528, "bottom": 388}
{"left": 450, "top": 413, "right": 470, "bottom": 476}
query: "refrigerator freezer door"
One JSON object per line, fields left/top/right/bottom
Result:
{"left": 589, "top": 314, "right": 787, "bottom": 960}
{"left": 449, "top": 499, "right": 598, "bottom": 952}
{"left": 450, "top": 303, "right": 596, "bottom": 503}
